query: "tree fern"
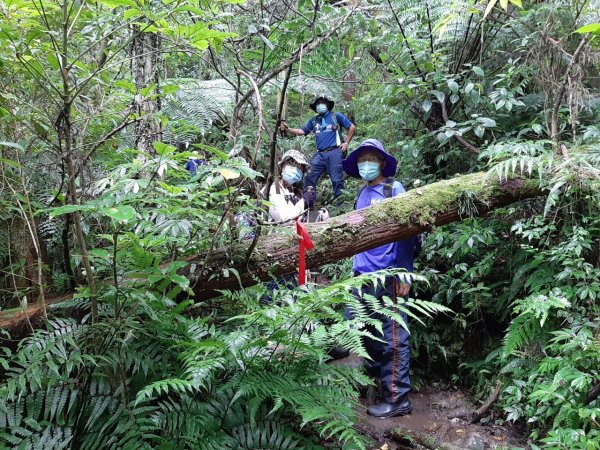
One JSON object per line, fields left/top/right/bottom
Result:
{"left": 162, "top": 78, "right": 235, "bottom": 144}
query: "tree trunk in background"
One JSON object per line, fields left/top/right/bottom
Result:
{"left": 180, "top": 173, "right": 543, "bottom": 300}
{"left": 6, "top": 216, "right": 49, "bottom": 308}
{"left": 132, "top": 28, "right": 162, "bottom": 154}
{"left": 8, "top": 217, "right": 35, "bottom": 292}
{"left": 342, "top": 46, "right": 356, "bottom": 103}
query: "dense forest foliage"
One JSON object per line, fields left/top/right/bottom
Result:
{"left": 0, "top": 0, "right": 599, "bottom": 448}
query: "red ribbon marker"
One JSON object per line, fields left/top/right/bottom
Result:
{"left": 296, "top": 220, "right": 314, "bottom": 285}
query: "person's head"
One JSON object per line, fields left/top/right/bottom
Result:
{"left": 315, "top": 100, "right": 329, "bottom": 115}
{"left": 342, "top": 139, "right": 397, "bottom": 183}
{"left": 357, "top": 149, "right": 385, "bottom": 182}
{"left": 309, "top": 95, "right": 335, "bottom": 115}
{"left": 279, "top": 150, "right": 309, "bottom": 186}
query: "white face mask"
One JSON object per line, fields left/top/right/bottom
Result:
{"left": 358, "top": 161, "right": 380, "bottom": 181}
{"left": 316, "top": 104, "right": 328, "bottom": 115}
{"left": 282, "top": 165, "right": 303, "bottom": 184}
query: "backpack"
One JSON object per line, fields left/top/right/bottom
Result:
{"left": 355, "top": 178, "right": 425, "bottom": 257}
{"left": 312, "top": 112, "right": 343, "bottom": 147}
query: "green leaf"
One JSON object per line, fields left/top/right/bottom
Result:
{"left": 173, "top": 5, "right": 206, "bottom": 15}
{"left": 219, "top": 168, "right": 240, "bottom": 180}
{"left": 483, "top": 0, "right": 498, "bottom": 20}
{"left": 97, "top": 0, "right": 137, "bottom": 7}
{"left": 432, "top": 90, "right": 445, "bottom": 103}
{"left": 478, "top": 117, "right": 497, "bottom": 128}
{"left": 448, "top": 80, "right": 459, "bottom": 93}
{"left": 169, "top": 274, "right": 189, "bottom": 288}
{"left": 0, "top": 158, "right": 20, "bottom": 168}
{"left": 162, "top": 84, "right": 180, "bottom": 96}
{"left": 141, "top": 83, "right": 157, "bottom": 97}
{"left": 46, "top": 53, "right": 60, "bottom": 70}
{"left": 575, "top": 23, "right": 600, "bottom": 35}
{"left": 49, "top": 204, "right": 95, "bottom": 218}
{"left": 89, "top": 249, "right": 111, "bottom": 258}
{"left": 153, "top": 141, "right": 176, "bottom": 155}
{"left": 422, "top": 99, "right": 432, "bottom": 113}
{"left": 473, "top": 66, "right": 484, "bottom": 77}
{"left": 101, "top": 205, "right": 136, "bottom": 222}
{"left": 114, "top": 79, "right": 136, "bottom": 93}
{"left": 0, "top": 141, "right": 24, "bottom": 151}
{"left": 123, "top": 7, "right": 142, "bottom": 19}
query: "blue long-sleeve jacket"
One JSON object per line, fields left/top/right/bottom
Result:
{"left": 353, "top": 180, "right": 416, "bottom": 282}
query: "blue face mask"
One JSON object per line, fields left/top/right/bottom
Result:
{"left": 358, "top": 161, "right": 380, "bottom": 181}
{"left": 282, "top": 165, "right": 303, "bottom": 185}
{"left": 315, "top": 104, "right": 328, "bottom": 115}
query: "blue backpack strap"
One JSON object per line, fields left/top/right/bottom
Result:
{"left": 312, "top": 112, "right": 342, "bottom": 136}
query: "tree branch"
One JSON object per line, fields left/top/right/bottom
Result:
{"left": 440, "top": 100, "right": 480, "bottom": 154}
{"left": 551, "top": 36, "right": 589, "bottom": 147}
{"left": 235, "top": 69, "right": 265, "bottom": 168}
{"left": 470, "top": 380, "right": 503, "bottom": 424}
{"left": 73, "top": 116, "right": 135, "bottom": 179}
{"left": 385, "top": 0, "right": 426, "bottom": 81}
{"left": 232, "top": 3, "right": 361, "bottom": 114}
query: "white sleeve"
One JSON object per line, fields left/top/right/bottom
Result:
{"left": 268, "top": 185, "right": 305, "bottom": 222}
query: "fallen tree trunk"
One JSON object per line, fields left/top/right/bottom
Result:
{"left": 182, "top": 172, "right": 542, "bottom": 300}
{"left": 0, "top": 172, "right": 543, "bottom": 332}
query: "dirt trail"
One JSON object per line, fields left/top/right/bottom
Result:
{"left": 333, "top": 354, "right": 527, "bottom": 450}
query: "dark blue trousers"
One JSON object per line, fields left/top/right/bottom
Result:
{"left": 304, "top": 148, "right": 345, "bottom": 198}
{"left": 345, "top": 276, "right": 411, "bottom": 403}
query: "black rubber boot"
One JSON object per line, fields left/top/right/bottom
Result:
{"left": 367, "top": 396, "right": 412, "bottom": 418}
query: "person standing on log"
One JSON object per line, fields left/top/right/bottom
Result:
{"left": 279, "top": 95, "right": 355, "bottom": 205}
{"left": 342, "top": 138, "right": 417, "bottom": 418}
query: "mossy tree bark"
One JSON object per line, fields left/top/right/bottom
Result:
{"left": 181, "top": 172, "right": 543, "bottom": 300}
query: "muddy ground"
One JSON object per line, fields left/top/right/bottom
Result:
{"left": 333, "top": 354, "right": 528, "bottom": 450}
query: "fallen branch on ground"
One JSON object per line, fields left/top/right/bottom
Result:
{"left": 470, "top": 380, "right": 503, "bottom": 424}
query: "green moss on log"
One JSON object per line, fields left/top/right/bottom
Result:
{"left": 365, "top": 173, "right": 509, "bottom": 226}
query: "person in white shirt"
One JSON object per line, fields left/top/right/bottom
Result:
{"left": 266, "top": 150, "right": 310, "bottom": 223}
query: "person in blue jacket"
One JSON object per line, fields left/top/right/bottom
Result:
{"left": 342, "top": 138, "right": 417, "bottom": 418}
{"left": 279, "top": 95, "right": 355, "bottom": 203}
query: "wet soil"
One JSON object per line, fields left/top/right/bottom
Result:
{"left": 333, "top": 354, "right": 528, "bottom": 450}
